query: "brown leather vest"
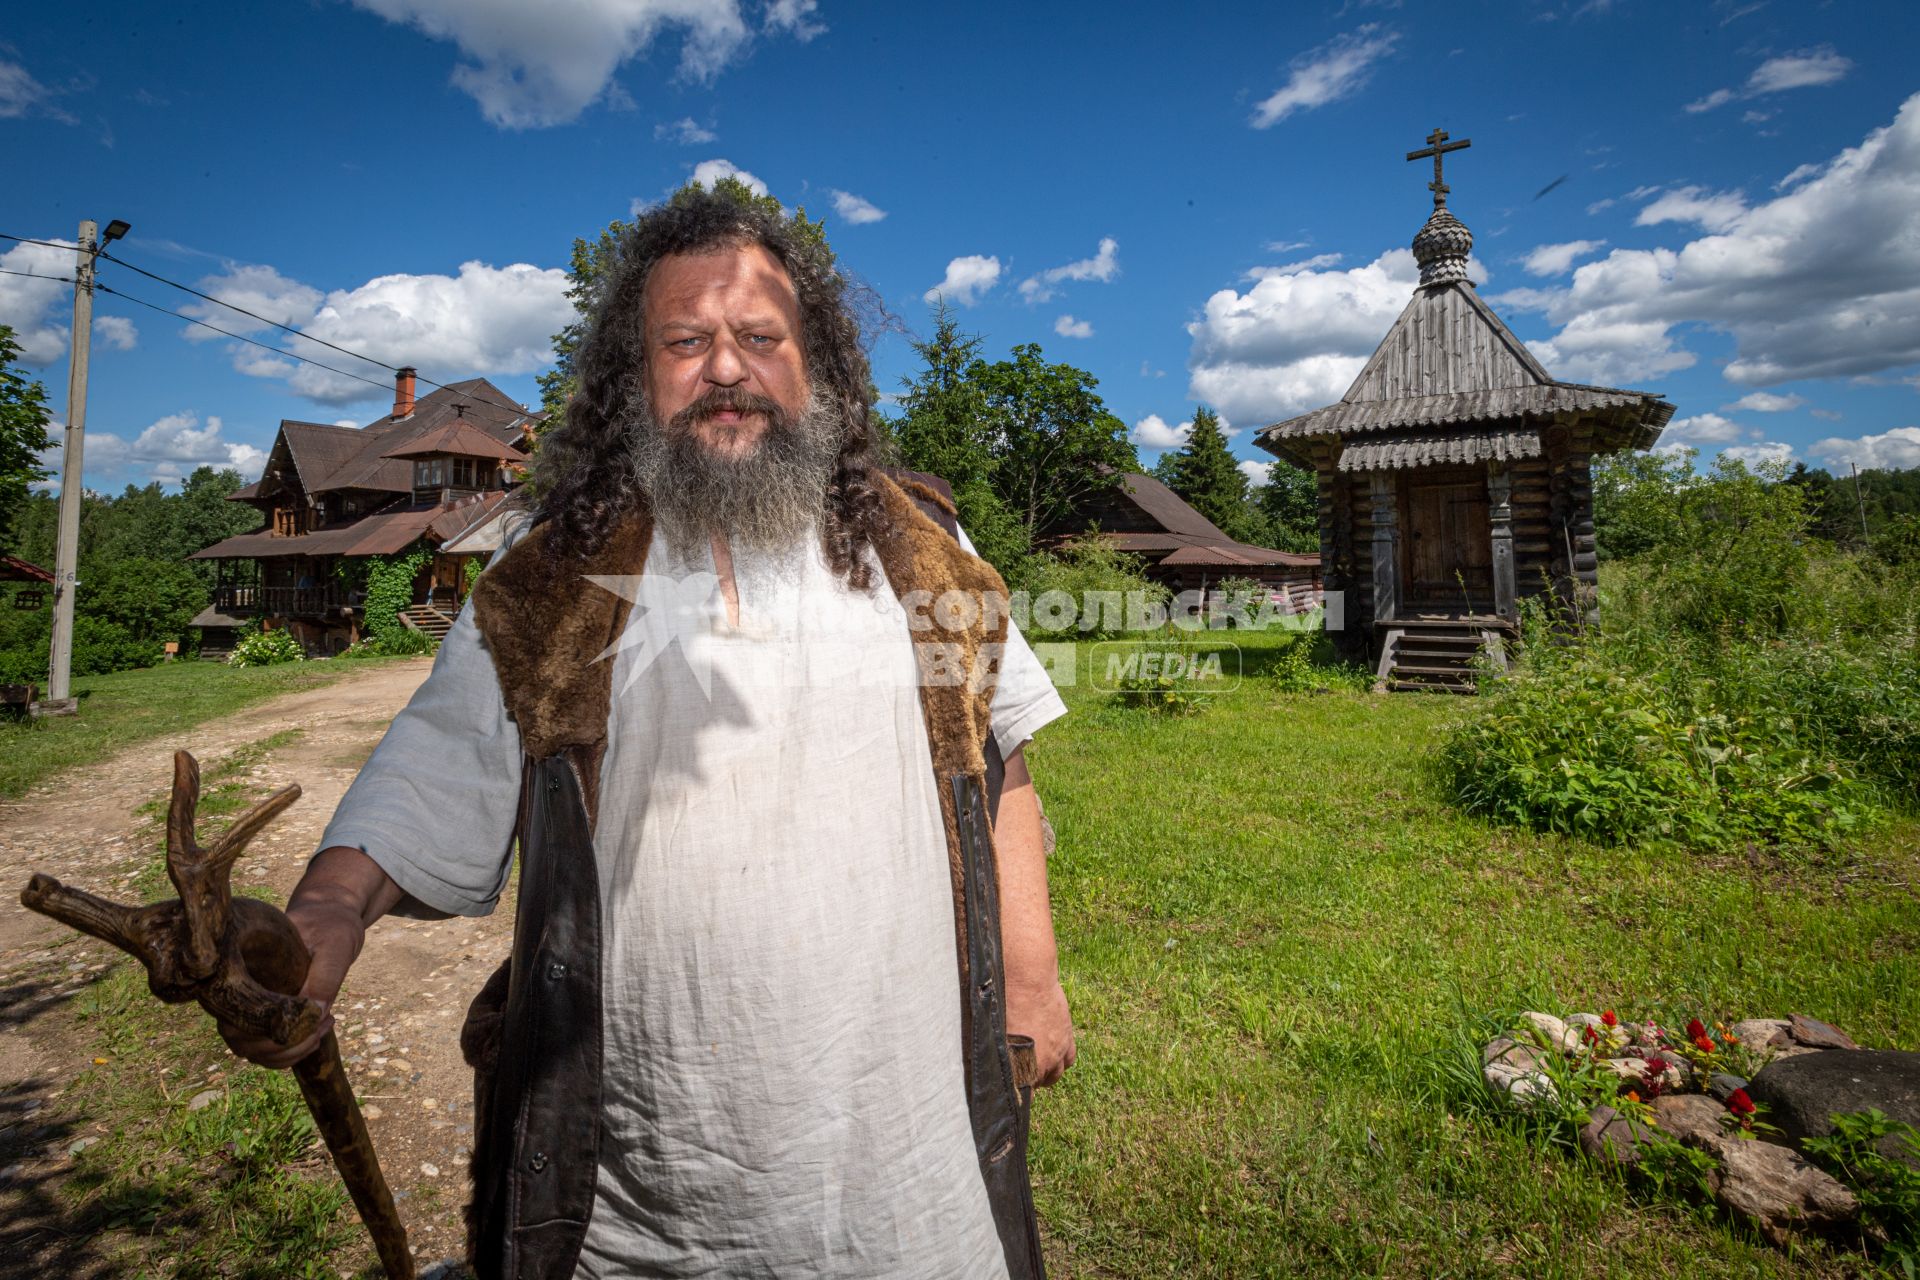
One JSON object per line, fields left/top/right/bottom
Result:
{"left": 457, "top": 470, "right": 1046, "bottom": 1280}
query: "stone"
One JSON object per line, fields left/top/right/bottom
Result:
{"left": 1709, "top": 1136, "right": 1858, "bottom": 1246}
{"left": 1708, "top": 1073, "right": 1750, "bottom": 1103}
{"left": 420, "top": 1162, "right": 440, "bottom": 1178}
{"left": 186, "top": 1089, "right": 221, "bottom": 1112}
{"left": 1730, "top": 1018, "right": 1792, "bottom": 1051}
{"left": 1787, "top": 1014, "right": 1859, "bottom": 1051}
{"left": 1517, "top": 1011, "right": 1574, "bottom": 1053}
{"left": 1579, "top": 1104, "right": 1656, "bottom": 1167}
{"left": 1483, "top": 1037, "right": 1547, "bottom": 1072}
{"left": 1747, "top": 1049, "right": 1920, "bottom": 1168}
{"left": 1566, "top": 1013, "right": 1604, "bottom": 1032}
{"left": 1484, "top": 1062, "right": 1558, "bottom": 1108}
{"left": 1653, "top": 1094, "right": 1732, "bottom": 1150}
{"left": 1600, "top": 1057, "right": 1649, "bottom": 1081}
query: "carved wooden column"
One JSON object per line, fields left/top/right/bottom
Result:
{"left": 1369, "top": 471, "right": 1399, "bottom": 626}
{"left": 1487, "top": 461, "right": 1516, "bottom": 624}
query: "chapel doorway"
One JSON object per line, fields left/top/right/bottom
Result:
{"left": 1399, "top": 471, "right": 1493, "bottom": 614}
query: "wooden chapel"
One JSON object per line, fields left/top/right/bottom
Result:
{"left": 1255, "top": 128, "right": 1675, "bottom": 691}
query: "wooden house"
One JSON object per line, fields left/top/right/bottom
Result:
{"left": 189, "top": 368, "right": 534, "bottom": 655}
{"left": 1255, "top": 130, "right": 1673, "bottom": 690}
{"left": 1047, "top": 470, "right": 1322, "bottom": 613}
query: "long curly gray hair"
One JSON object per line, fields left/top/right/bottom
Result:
{"left": 534, "top": 189, "right": 889, "bottom": 588}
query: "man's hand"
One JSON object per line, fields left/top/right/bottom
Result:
{"left": 1007, "top": 976, "right": 1076, "bottom": 1088}
{"left": 995, "top": 748, "right": 1075, "bottom": 1088}
{"left": 219, "top": 846, "right": 403, "bottom": 1069}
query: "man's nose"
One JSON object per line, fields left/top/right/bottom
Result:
{"left": 702, "top": 334, "right": 749, "bottom": 387}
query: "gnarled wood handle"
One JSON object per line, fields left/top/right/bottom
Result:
{"left": 18, "top": 750, "right": 415, "bottom": 1279}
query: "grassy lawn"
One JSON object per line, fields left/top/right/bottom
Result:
{"left": 0, "top": 657, "right": 416, "bottom": 800}
{"left": 1027, "top": 630, "right": 1919, "bottom": 1278}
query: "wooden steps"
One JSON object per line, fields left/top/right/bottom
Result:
{"left": 1374, "top": 618, "right": 1512, "bottom": 694}
{"left": 397, "top": 604, "right": 455, "bottom": 642}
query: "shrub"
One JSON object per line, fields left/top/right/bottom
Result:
{"left": 1113, "top": 663, "right": 1207, "bottom": 716}
{"left": 1022, "top": 531, "right": 1167, "bottom": 640}
{"left": 227, "top": 626, "right": 304, "bottom": 668}
{"left": 370, "top": 626, "right": 437, "bottom": 656}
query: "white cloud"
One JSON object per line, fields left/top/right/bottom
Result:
{"left": 1184, "top": 248, "right": 1420, "bottom": 425}
{"left": 1130, "top": 414, "right": 1191, "bottom": 449}
{"left": 343, "top": 0, "right": 803, "bottom": 128}
{"left": 923, "top": 255, "right": 1001, "bottom": 307}
{"left": 1742, "top": 109, "right": 1774, "bottom": 125}
{"left": 830, "top": 189, "right": 886, "bottom": 224}
{"left": 1512, "top": 92, "right": 1920, "bottom": 388}
{"left": 1521, "top": 239, "right": 1606, "bottom": 277}
{"left": 1635, "top": 185, "right": 1748, "bottom": 231}
{"left": 195, "top": 260, "right": 570, "bottom": 405}
{"left": 1684, "top": 88, "right": 1738, "bottom": 114}
{"left": 0, "top": 238, "right": 76, "bottom": 365}
{"left": 180, "top": 264, "right": 324, "bottom": 342}
{"left": 689, "top": 157, "right": 768, "bottom": 196}
{"left": 1250, "top": 25, "right": 1400, "bottom": 128}
{"left": 1663, "top": 412, "right": 1749, "bottom": 444}
{"left": 1247, "top": 253, "right": 1344, "bottom": 280}
{"left": 1053, "top": 315, "right": 1093, "bottom": 339}
{"left": 93, "top": 315, "right": 137, "bottom": 350}
{"left": 82, "top": 412, "right": 269, "bottom": 486}
{"left": 1239, "top": 459, "right": 1274, "bottom": 487}
{"left": 1724, "top": 391, "right": 1804, "bottom": 412}
{"left": 764, "top": 0, "right": 825, "bottom": 40}
{"left": 0, "top": 59, "right": 54, "bottom": 119}
{"left": 1685, "top": 45, "right": 1852, "bottom": 113}
{"left": 1586, "top": 197, "right": 1617, "bottom": 215}
{"left": 654, "top": 117, "right": 715, "bottom": 144}
{"left": 1018, "top": 237, "right": 1119, "bottom": 304}
{"left": 1812, "top": 426, "right": 1920, "bottom": 470}
{"left": 1775, "top": 162, "right": 1823, "bottom": 191}
{"left": 1265, "top": 239, "right": 1311, "bottom": 253}
{"left": 1748, "top": 48, "right": 1853, "bottom": 94}
{"left": 1721, "top": 441, "right": 1795, "bottom": 466}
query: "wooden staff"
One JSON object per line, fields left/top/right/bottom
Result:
{"left": 19, "top": 751, "right": 415, "bottom": 1280}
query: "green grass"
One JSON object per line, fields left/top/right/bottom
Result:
{"left": 1027, "top": 629, "right": 1919, "bottom": 1277}
{"left": 0, "top": 656, "right": 416, "bottom": 800}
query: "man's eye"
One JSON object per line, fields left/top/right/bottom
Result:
{"left": 743, "top": 334, "right": 774, "bottom": 347}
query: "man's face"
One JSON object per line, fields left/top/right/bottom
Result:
{"left": 643, "top": 243, "right": 809, "bottom": 462}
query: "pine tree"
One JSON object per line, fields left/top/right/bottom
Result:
{"left": 1164, "top": 407, "right": 1249, "bottom": 534}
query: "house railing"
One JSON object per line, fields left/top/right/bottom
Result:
{"left": 215, "top": 584, "right": 344, "bottom": 617}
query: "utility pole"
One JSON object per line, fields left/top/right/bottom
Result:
{"left": 40, "top": 217, "right": 127, "bottom": 715}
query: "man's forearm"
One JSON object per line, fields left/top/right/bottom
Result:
{"left": 995, "top": 747, "right": 1075, "bottom": 1084}
{"left": 294, "top": 845, "right": 408, "bottom": 929}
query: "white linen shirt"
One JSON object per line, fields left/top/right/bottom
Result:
{"left": 318, "top": 519, "right": 1066, "bottom": 1279}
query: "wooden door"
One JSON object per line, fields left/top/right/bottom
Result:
{"left": 1401, "top": 477, "right": 1492, "bottom": 610}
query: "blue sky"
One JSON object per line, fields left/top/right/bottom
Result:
{"left": 3, "top": 0, "right": 1918, "bottom": 496}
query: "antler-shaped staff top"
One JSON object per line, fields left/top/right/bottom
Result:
{"left": 22, "top": 750, "right": 315, "bottom": 1046}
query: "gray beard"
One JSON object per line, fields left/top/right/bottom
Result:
{"left": 624, "top": 385, "right": 843, "bottom": 554}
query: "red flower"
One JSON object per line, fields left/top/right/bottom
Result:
{"left": 1694, "top": 1035, "right": 1716, "bottom": 1054}
{"left": 1687, "top": 1018, "right": 1709, "bottom": 1041}
{"left": 1644, "top": 1056, "right": 1670, "bottom": 1075}
{"left": 1601, "top": 1010, "right": 1619, "bottom": 1028}
{"left": 1584, "top": 1025, "right": 1599, "bottom": 1045}
{"left": 1727, "top": 1089, "right": 1756, "bottom": 1117}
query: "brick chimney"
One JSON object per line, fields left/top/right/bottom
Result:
{"left": 393, "top": 366, "right": 417, "bottom": 419}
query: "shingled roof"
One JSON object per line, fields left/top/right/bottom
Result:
{"left": 1257, "top": 198, "right": 1672, "bottom": 471}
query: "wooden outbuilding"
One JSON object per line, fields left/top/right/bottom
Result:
{"left": 1255, "top": 129, "right": 1673, "bottom": 690}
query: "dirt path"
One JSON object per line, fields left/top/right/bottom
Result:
{"left": 0, "top": 658, "right": 514, "bottom": 1272}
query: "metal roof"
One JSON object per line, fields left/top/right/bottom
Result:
{"left": 1336, "top": 428, "right": 1542, "bottom": 472}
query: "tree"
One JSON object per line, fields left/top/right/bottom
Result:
{"left": 971, "top": 343, "right": 1137, "bottom": 543}
{"left": 1162, "top": 407, "right": 1249, "bottom": 534}
{"left": 1592, "top": 448, "right": 1699, "bottom": 560}
{"left": 1249, "top": 458, "right": 1319, "bottom": 553}
{"left": 536, "top": 176, "right": 830, "bottom": 440}
{"left": 890, "top": 306, "right": 1031, "bottom": 575}
{"left": 0, "top": 326, "right": 55, "bottom": 549}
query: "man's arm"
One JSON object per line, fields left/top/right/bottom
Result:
{"left": 997, "top": 747, "right": 1075, "bottom": 1087}
{"left": 220, "top": 846, "right": 407, "bottom": 1068}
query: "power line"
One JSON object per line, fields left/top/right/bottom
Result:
{"left": 97, "top": 283, "right": 409, "bottom": 398}
{"left": 4, "top": 228, "right": 542, "bottom": 425}
{"left": 0, "top": 267, "right": 76, "bottom": 284}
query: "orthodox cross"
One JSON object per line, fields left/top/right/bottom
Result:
{"left": 1406, "top": 127, "right": 1471, "bottom": 208}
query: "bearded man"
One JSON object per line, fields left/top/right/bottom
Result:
{"left": 223, "top": 188, "right": 1074, "bottom": 1280}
